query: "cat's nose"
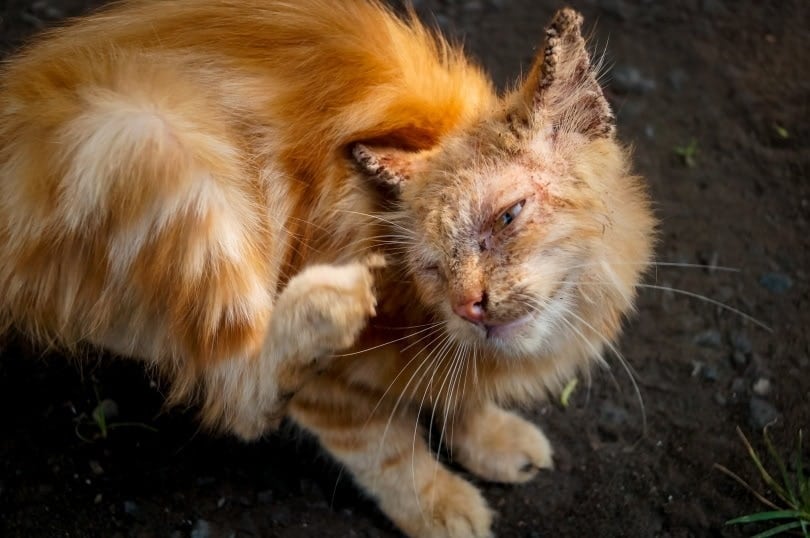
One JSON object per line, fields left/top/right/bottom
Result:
{"left": 453, "top": 294, "right": 485, "bottom": 324}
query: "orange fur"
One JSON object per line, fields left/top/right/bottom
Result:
{"left": 0, "top": 3, "right": 653, "bottom": 537}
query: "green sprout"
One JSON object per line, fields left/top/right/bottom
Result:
{"left": 715, "top": 426, "right": 809, "bottom": 537}
{"left": 559, "top": 377, "right": 578, "bottom": 408}
{"left": 774, "top": 124, "right": 790, "bottom": 140}
{"left": 674, "top": 138, "right": 699, "bottom": 168}
{"left": 74, "top": 384, "right": 157, "bottom": 442}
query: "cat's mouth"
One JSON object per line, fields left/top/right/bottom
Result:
{"left": 470, "top": 275, "right": 578, "bottom": 345}
{"left": 483, "top": 314, "right": 534, "bottom": 340}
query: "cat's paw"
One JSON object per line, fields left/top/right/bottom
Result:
{"left": 273, "top": 254, "right": 386, "bottom": 358}
{"left": 398, "top": 470, "right": 493, "bottom": 538}
{"left": 451, "top": 403, "right": 553, "bottom": 483}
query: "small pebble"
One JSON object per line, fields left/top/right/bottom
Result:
{"left": 95, "top": 399, "right": 119, "bottom": 422}
{"left": 700, "top": 0, "right": 726, "bottom": 15}
{"left": 195, "top": 476, "right": 216, "bottom": 486}
{"left": 94, "top": 493, "right": 103, "bottom": 504}
{"left": 123, "top": 500, "right": 139, "bottom": 516}
{"left": 749, "top": 397, "right": 779, "bottom": 429}
{"left": 760, "top": 272, "right": 792, "bottom": 293}
{"left": 270, "top": 505, "right": 292, "bottom": 525}
{"left": 600, "top": 401, "right": 629, "bottom": 426}
{"left": 598, "top": 401, "right": 629, "bottom": 441}
{"left": 714, "top": 392, "right": 727, "bottom": 406}
{"left": 434, "top": 14, "right": 451, "bottom": 29}
{"left": 31, "top": 0, "right": 64, "bottom": 19}
{"left": 667, "top": 69, "right": 688, "bottom": 91}
{"left": 89, "top": 460, "right": 104, "bottom": 475}
{"left": 731, "top": 350, "right": 748, "bottom": 368}
{"left": 598, "top": 0, "right": 628, "bottom": 20}
{"left": 752, "top": 378, "right": 771, "bottom": 396}
{"left": 693, "top": 329, "right": 723, "bottom": 349}
{"left": 731, "top": 333, "right": 752, "bottom": 354}
{"left": 191, "top": 520, "right": 212, "bottom": 538}
{"left": 702, "top": 364, "right": 720, "bottom": 382}
{"left": 731, "top": 377, "right": 747, "bottom": 395}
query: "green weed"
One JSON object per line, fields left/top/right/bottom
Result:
{"left": 674, "top": 138, "right": 699, "bottom": 167}
{"left": 774, "top": 124, "right": 790, "bottom": 140}
{"left": 715, "top": 426, "right": 809, "bottom": 537}
{"left": 73, "top": 384, "right": 157, "bottom": 442}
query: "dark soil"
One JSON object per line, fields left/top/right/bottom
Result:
{"left": 1, "top": 1, "right": 809, "bottom": 537}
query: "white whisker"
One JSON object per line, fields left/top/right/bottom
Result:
{"left": 364, "top": 324, "right": 448, "bottom": 433}
{"left": 563, "top": 306, "right": 648, "bottom": 436}
{"left": 636, "top": 283, "right": 772, "bottom": 332}
{"left": 568, "top": 260, "right": 741, "bottom": 273}
{"left": 411, "top": 334, "right": 455, "bottom": 521}
{"left": 333, "top": 323, "right": 445, "bottom": 357}
{"left": 429, "top": 341, "right": 463, "bottom": 462}
{"left": 334, "top": 209, "right": 415, "bottom": 235}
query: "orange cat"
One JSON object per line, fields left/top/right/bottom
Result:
{"left": 0, "top": 1, "right": 654, "bottom": 536}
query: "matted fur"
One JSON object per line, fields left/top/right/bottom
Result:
{"left": 0, "top": 2, "right": 654, "bottom": 536}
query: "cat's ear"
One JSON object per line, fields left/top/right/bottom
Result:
{"left": 351, "top": 143, "right": 427, "bottom": 195}
{"left": 521, "top": 8, "right": 614, "bottom": 139}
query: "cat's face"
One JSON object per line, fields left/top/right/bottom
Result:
{"left": 354, "top": 10, "right": 653, "bottom": 360}
{"left": 401, "top": 131, "right": 609, "bottom": 358}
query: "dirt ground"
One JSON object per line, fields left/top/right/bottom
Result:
{"left": 1, "top": 1, "right": 808, "bottom": 537}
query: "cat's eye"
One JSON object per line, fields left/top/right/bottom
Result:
{"left": 422, "top": 264, "right": 442, "bottom": 277}
{"left": 494, "top": 200, "right": 525, "bottom": 233}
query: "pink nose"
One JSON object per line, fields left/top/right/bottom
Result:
{"left": 453, "top": 295, "right": 485, "bottom": 324}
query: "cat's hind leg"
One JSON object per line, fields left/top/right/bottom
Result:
{"left": 290, "top": 376, "right": 494, "bottom": 538}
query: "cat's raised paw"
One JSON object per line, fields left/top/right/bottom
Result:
{"left": 271, "top": 255, "right": 385, "bottom": 359}
{"left": 451, "top": 403, "right": 554, "bottom": 483}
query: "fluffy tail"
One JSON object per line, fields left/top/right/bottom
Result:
{"left": 0, "top": 48, "right": 273, "bottom": 365}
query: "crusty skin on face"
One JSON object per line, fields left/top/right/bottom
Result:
{"left": 0, "top": 2, "right": 654, "bottom": 537}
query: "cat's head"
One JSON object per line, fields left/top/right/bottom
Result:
{"left": 353, "top": 9, "right": 654, "bottom": 361}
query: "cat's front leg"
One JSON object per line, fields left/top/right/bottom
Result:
{"left": 448, "top": 402, "right": 554, "bottom": 483}
{"left": 203, "top": 254, "right": 385, "bottom": 440}
{"left": 262, "top": 254, "right": 386, "bottom": 420}
{"left": 290, "top": 378, "right": 494, "bottom": 538}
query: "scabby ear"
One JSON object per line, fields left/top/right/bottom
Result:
{"left": 351, "top": 143, "right": 426, "bottom": 195}
{"left": 522, "top": 8, "right": 614, "bottom": 139}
